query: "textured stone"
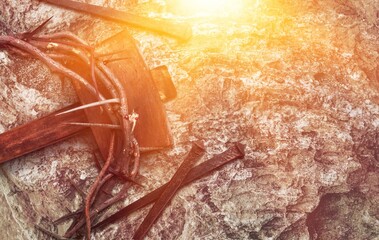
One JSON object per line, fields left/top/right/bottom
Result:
{"left": 0, "top": 0, "right": 378, "bottom": 239}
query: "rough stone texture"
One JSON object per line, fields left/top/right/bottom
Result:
{"left": 0, "top": 0, "right": 379, "bottom": 239}
{"left": 307, "top": 190, "right": 379, "bottom": 240}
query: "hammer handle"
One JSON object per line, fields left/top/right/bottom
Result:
{"left": 40, "top": 0, "right": 192, "bottom": 41}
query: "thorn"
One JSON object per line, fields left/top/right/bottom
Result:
{"left": 100, "top": 188, "right": 114, "bottom": 197}
{"left": 94, "top": 49, "right": 130, "bottom": 58}
{"left": 102, "top": 57, "right": 131, "bottom": 64}
{"left": 23, "top": 16, "right": 53, "bottom": 40}
{"left": 53, "top": 210, "right": 81, "bottom": 225}
{"left": 92, "top": 151, "right": 104, "bottom": 170}
{"left": 68, "top": 178, "right": 86, "bottom": 199}
{"left": 35, "top": 224, "right": 69, "bottom": 240}
{"left": 107, "top": 168, "right": 143, "bottom": 187}
{"left": 56, "top": 98, "right": 120, "bottom": 116}
{"left": 90, "top": 51, "right": 102, "bottom": 106}
{"left": 64, "top": 122, "right": 122, "bottom": 129}
{"left": 129, "top": 111, "right": 139, "bottom": 133}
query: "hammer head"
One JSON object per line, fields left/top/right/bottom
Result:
{"left": 65, "top": 31, "right": 174, "bottom": 171}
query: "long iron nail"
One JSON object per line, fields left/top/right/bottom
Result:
{"left": 93, "top": 143, "right": 245, "bottom": 231}
{"left": 133, "top": 140, "right": 205, "bottom": 240}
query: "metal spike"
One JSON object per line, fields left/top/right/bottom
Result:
{"left": 93, "top": 143, "right": 245, "bottom": 231}
{"left": 56, "top": 98, "right": 120, "bottom": 116}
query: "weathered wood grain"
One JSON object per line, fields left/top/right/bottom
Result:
{"left": 0, "top": 104, "right": 87, "bottom": 163}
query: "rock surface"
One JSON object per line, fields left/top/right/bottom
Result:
{"left": 0, "top": 0, "right": 379, "bottom": 239}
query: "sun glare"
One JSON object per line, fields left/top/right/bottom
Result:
{"left": 169, "top": 0, "right": 248, "bottom": 17}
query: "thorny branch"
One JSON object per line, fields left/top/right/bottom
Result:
{"left": 0, "top": 35, "right": 102, "bottom": 99}
{"left": 85, "top": 132, "right": 115, "bottom": 239}
{"left": 0, "top": 23, "right": 139, "bottom": 239}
